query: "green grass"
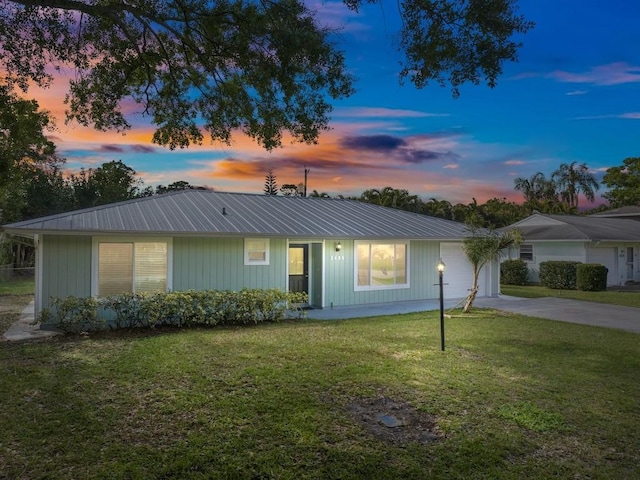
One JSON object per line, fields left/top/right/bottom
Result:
{"left": 501, "top": 284, "right": 640, "bottom": 308}
{"left": 0, "top": 278, "right": 35, "bottom": 295}
{"left": 1, "top": 311, "right": 639, "bottom": 479}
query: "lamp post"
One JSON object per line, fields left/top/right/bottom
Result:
{"left": 436, "top": 259, "right": 446, "bottom": 351}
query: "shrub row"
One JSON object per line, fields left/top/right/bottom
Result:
{"left": 40, "top": 289, "right": 308, "bottom": 334}
{"left": 576, "top": 264, "right": 608, "bottom": 291}
{"left": 539, "top": 261, "right": 581, "bottom": 289}
{"left": 500, "top": 259, "right": 528, "bottom": 285}
{"left": 539, "top": 261, "right": 607, "bottom": 291}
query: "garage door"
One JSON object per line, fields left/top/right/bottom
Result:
{"left": 587, "top": 247, "right": 616, "bottom": 286}
{"left": 439, "top": 243, "right": 487, "bottom": 300}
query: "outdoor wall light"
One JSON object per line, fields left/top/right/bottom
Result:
{"left": 335, "top": 241, "right": 342, "bottom": 252}
{"left": 436, "top": 258, "right": 446, "bottom": 351}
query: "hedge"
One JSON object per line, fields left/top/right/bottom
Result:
{"left": 539, "top": 261, "right": 581, "bottom": 289}
{"left": 500, "top": 259, "right": 528, "bottom": 285}
{"left": 576, "top": 264, "right": 608, "bottom": 291}
{"left": 40, "top": 289, "right": 308, "bottom": 334}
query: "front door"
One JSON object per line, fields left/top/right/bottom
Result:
{"left": 288, "top": 244, "right": 309, "bottom": 295}
{"left": 627, "top": 246, "right": 635, "bottom": 281}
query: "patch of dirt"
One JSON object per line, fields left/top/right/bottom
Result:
{"left": 345, "top": 396, "right": 443, "bottom": 445}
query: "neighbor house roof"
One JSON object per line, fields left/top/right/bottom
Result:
{"left": 589, "top": 205, "right": 640, "bottom": 219}
{"left": 2, "top": 190, "right": 472, "bottom": 240}
{"left": 502, "top": 213, "right": 640, "bottom": 242}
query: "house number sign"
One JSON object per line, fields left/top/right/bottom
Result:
{"left": 330, "top": 255, "right": 345, "bottom": 261}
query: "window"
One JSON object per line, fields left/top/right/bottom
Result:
{"left": 245, "top": 238, "right": 270, "bottom": 265}
{"left": 355, "top": 242, "right": 408, "bottom": 290}
{"left": 97, "top": 241, "right": 168, "bottom": 296}
{"left": 519, "top": 244, "right": 533, "bottom": 262}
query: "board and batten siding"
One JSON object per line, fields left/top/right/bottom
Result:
{"left": 323, "top": 240, "right": 441, "bottom": 308}
{"left": 172, "top": 237, "right": 287, "bottom": 291}
{"left": 41, "top": 235, "right": 92, "bottom": 310}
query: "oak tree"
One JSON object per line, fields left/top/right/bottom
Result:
{"left": 0, "top": 0, "right": 532, "bottom": 150}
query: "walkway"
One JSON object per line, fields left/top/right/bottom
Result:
{"left": 2, "top": 301, "right": 59, "bottom": 342}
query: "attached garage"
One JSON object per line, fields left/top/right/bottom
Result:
{"left": 439, "top": 243, "right": 489, "bottom": 300}
{"left": 587, "top": 246, "right": 617, "bottom": 285}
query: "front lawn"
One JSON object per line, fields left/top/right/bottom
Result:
{"left": 0, "top": 278, "right": 35, "bottom": 295}
{"left": 501, "top": 284, "right": 640, "bottom": 308}
{"left": 1, "top": 311, "right": 638, "bottom": 479}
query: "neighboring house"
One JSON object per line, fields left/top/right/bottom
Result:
{"left": 502, "top": 213, "right": 640, "bottom": 285}
{"left": 1, "top": 190, "right": 499, "bottom": 322}
{"left": 589, "top": 205, "right": 640, "bottom": 221}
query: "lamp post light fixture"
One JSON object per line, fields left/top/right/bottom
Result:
{"left": 436, "top": 259, "right": 446, "bottom": 351}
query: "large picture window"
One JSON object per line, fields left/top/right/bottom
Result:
{"left": 97, "top": 241, "right": 168, "bottom": 296}
{"left": 355, "top": 242, "right": 408, "bottom": 290}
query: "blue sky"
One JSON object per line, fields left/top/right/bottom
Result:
{"left": 39, "top": 0, "right": 640, "bottom": 205}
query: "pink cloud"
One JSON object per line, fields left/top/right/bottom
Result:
{"left": 548, "top": 62, "right": 640, "bottom": 86}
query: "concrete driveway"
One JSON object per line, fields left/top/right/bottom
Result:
{"left": 474, "top": 296, "right": 640, "bottom": 334}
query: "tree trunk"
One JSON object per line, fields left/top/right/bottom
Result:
{"left": 462, "top": 287, "right": 478, "bottom": 313}
{"left": 463, "top": 271, "right": 480, "bottom": 313}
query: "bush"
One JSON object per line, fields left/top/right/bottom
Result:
{"left": 500, "top": 259, "right": 528, "bottom": 285}
{"left": 539, "top": 261, "right": 581, "bottom": 289}
{"left": 41, "top": 289, "right": 308, "bottom": 333}
{"left": 41, "top": 296, "right": 103, "bottom": 334}
{"left": 576, "top": 264, "right": 608, "bottom": 291}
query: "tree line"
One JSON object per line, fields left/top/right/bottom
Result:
{"left": 264, "top": 159, "right": 640, "bottom": 229}
{"left": 2, "top": 84, "right": 640, "bottom": 267}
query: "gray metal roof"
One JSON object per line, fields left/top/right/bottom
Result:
{"left": 2, "top": 190, "right": 472, "bottom": 240}
{"left": 503, "top": 213, "right": 640, "bottom": 242}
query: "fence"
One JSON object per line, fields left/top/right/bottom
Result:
{"left": 0, "top": 264, "right": 35, "bottom": 282}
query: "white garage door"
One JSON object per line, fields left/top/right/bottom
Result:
{"left": 440, "top": 243, "right": 487, "bottom": 300}
{"left": 587, "top": 247, "right": 617, "bottom": 286}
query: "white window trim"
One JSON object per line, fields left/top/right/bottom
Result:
{"left": 244, "top": 238, "right": 270, "bottom": 265}
{"left": 91, "top": 237, "right": 173, "bottom": 296}
{"left": 519, "top": 243, "right": 534, "bottom": 262}
{"left": 354, "top": 240, "right": 410, "bottom": 292}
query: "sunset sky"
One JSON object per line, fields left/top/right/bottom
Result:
{"left": 32, "top": 0, "right": 640, "bottom": 206}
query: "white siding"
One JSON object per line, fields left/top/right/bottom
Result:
{"left": 523, "top": 242, "right": 586, "bottom": 283}
{"left": 586, "top": 247, "right": 618, "bottom": 286}
{"left": 439, "top": 243, "right": 488, "bottom": 300}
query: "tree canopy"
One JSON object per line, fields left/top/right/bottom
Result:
{"left": 70, "top": 160, "right": 147, "bottom": 208}
{"left": 0, "top": 84, "right": 56, "bottom": 187}
{"left": 0, "top": 0, "right": 532, "bottom": 150}
{"left": 602, "top": 157, "right": 640, "bottom": 207}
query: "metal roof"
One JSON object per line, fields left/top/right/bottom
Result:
{"left": 2, "top": 190, "right": 472, "bottom": 240}
{"left": 503, "top": 213, "right": 640, "bottom": 242}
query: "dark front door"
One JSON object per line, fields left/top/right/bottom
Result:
{"left": 289, "top": 244, "right": 309, "bottom": 295}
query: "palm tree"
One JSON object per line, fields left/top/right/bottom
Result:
{"left": 423, "top": 198, "right": 453, "bottom": 219}
{"left": 513, "top": 172, "right": 560, "bottom": 212}
{"left": 309, "top": 190, "right": 331, "bottom": 198}
{"left": 552, "top": 162, "right": 599, "bottom": 209}
{"left": 359, "top": 187, "right": 419, "bottom": 211}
